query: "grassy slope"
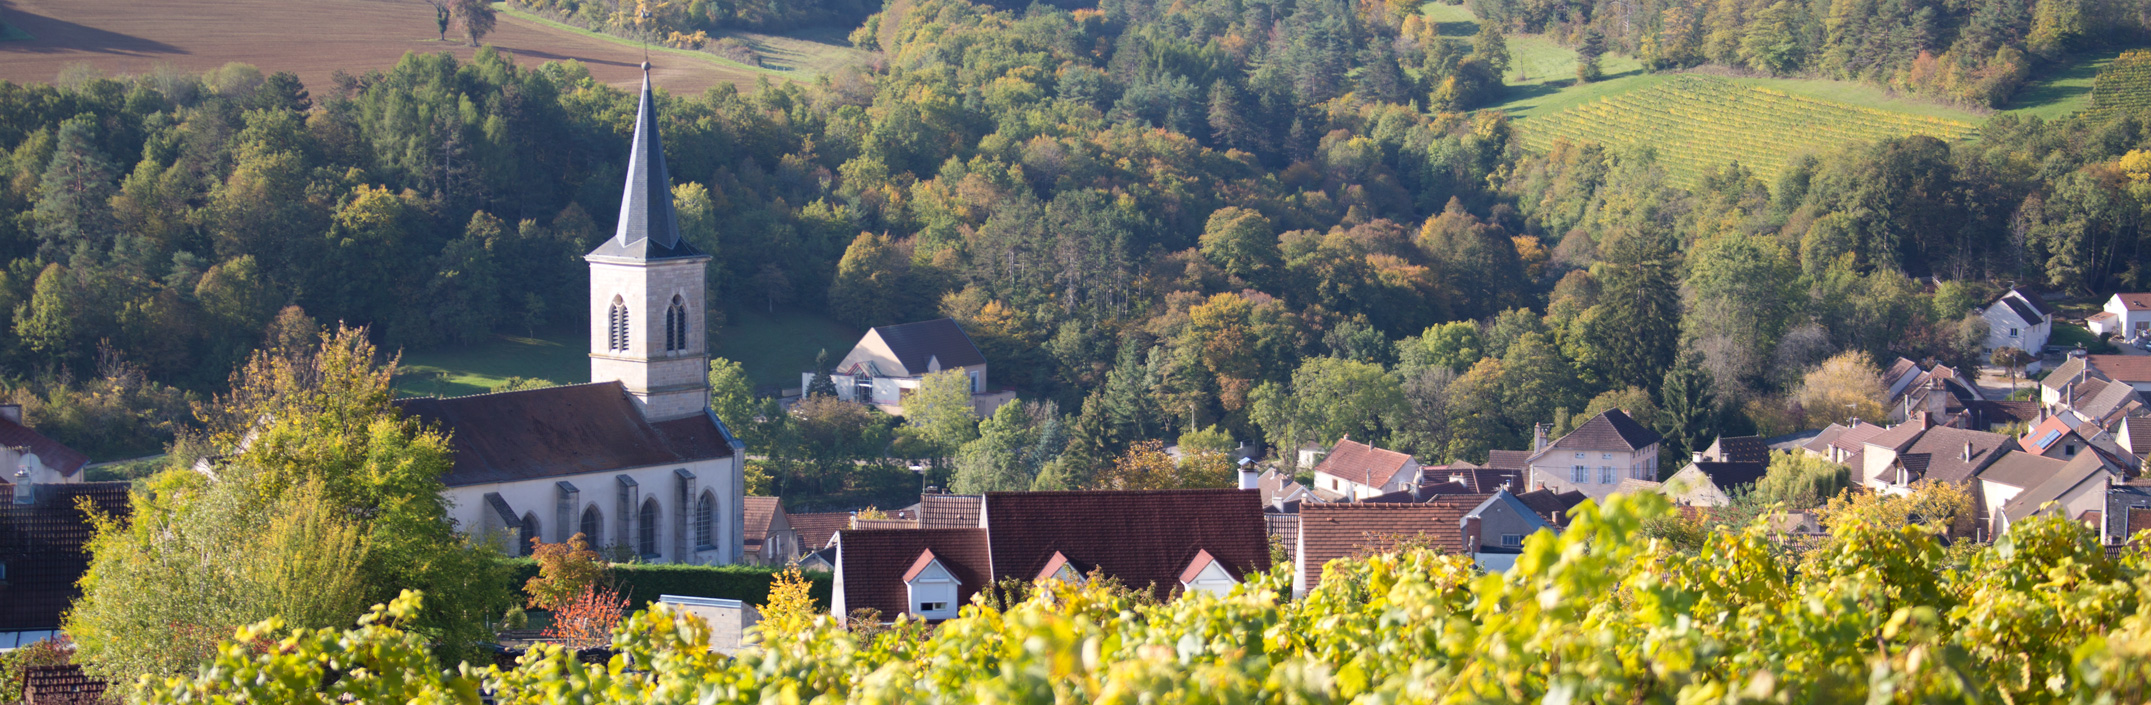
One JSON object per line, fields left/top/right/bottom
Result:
{"left": 2003, "top": 48, "right": 2127, "bottom": 120}
{"left": 491, "top": 3, "right": 866, "bottom": 82}
{"left": 394, "top": 329, "right": 592, "bottom": 398}
{"left": 391, "top": 306, "right": 861, "bottom": 398}
{"left": 713, "top": 305, "right": 863, "bottom": 391}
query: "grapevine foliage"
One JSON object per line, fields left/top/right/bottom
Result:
{"left": 143, "top": 493, "right": 2151, "bottom": 704}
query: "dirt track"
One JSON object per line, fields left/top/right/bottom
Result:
{"left": 0, "top": 0, "right": 756, "bottom": 94}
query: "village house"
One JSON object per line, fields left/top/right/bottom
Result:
{"left": 1308, "top": 438, "right": 1422, "bottom": 501}
{"left": 742, "top": 497, "right": 800, "bottom": 565}
{"left": 1662, "top": 459, "right": 1769, "bottom": 507}
{"left": 1977, "top": 286, "right": 2057, "bottom": 363}
{"left": 0, "top": 405, "right": 87, "bottom": 489}
{"left": 831, "top": 489, "right": 1267, "bottom": 623}
{"left": 2087, "top": 293, "right": 2151, "bottom": 342}
{"left": 1803, "top": 420, "right": 1888, "bottom": 467}
{"left": 1864, "top": 423, "right": 2018, "bottom": 494}
{"left": 810, "top": 318, "right": 1016, "bottom": 417}
{"left": 1524, "top": 410, "right": 1663, "bottom": 500}
{"left": 1461, "top": 490, "right": 1560, "bottom": 571}
{"left": 394, "top": 68, "right": 745, "bottom": 565}
{"left": 1996, "top": 453, "right": 2122, "bottom": 537}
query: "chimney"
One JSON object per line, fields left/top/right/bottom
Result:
{"left": 1693, "top": 451, "right": 1705, "bottom": 463}
{"left": 1962, "top": 442, "right": 1974, "bottom": 462}
{"left": 11, "top": 463, "right": 30, "bottom": 505}
{"left": 1532, "top": 423, "right": 1548, "bottom": 452}
{"left": 0, "top": 404, "right": 18, "bottom": 425}
{"left": 1237, "top": 461, "right": 1259, "bottom": 491}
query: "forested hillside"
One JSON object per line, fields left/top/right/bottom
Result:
{"left": 0, "top": 0, "right": 2147, "bottom": 482}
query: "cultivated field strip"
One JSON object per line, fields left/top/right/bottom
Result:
{"left": 1519, "top": 75, "right": 1980, "bottom": 189}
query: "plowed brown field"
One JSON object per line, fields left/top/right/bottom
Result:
{"left": 0, "top": 0, "right": 760, "bottom": 93}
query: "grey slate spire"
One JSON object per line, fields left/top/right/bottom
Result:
{"left": 588, "top": 63, "right": 701, "bottom": 260}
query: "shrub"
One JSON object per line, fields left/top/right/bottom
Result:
{"left": 499, "top": 559, "right": 832, "bottom": 610}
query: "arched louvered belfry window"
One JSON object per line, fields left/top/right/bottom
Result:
{"left": 579, "top": 504, "right": 603, "bottom": 546}
{"left": 608, "top": 296, "right": 629, "bottom": 352}
{"left": 664, "top": 295, "right": 687, "bottom": 352}
{"left": 638, "top": 497, "right": 661, "bottom": 558}
{"left": 695, "top": 490, "right": 716, "bottom": 548}
{"left": 519, "top": 512, "right": 541, "bottom": 556}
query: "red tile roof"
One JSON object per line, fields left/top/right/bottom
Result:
{"left": 0, "top": 416, "right": 89, "bottom": 479}
{"left": 1900, "top": 426, "right": 2017, "bottom": 484}
{"left": 789, "top": 512, "right": 851, "bottom": 551}
{"left": 2086, "top": 355, "right": 2151, "bottom": 384}
{"left": 1313, "top": 438, "right": 1414, "bottom": 487}
{"left": 982, "top": 489, "right": 1269, "bottom": 601}
{"left": 1, "top": 483, "right": 131, "bottom": 630}
{"left": 1297, "top": 497, "right": 1487, "bottom": 592}
{"left": 1177, "top": 549, "right": 1220, "bottom": 583}
{"left": 835, "top": 528, "right": 989, "bottom": 622}
{"left": 394, "top": 382, "right": 734, "bottom": 487}
{"left": 2115, "top": 293, "right": 2151, "bottom": 312}
{"left": 743, "top": 496, "right": 781, "bottom": 554}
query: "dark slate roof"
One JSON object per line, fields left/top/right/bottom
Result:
{"left": 1691, "top": 461, "right": 1768, "bottom": 491}
{"left": 919, "top": 493, "right": 984, "bottom": 529}
{"left": 835, "top": 528, "right": 989, "bottom": 622}
{"left": 788, "top": 511, "right": 852, "bottom": 550}
{"left": 1704, "top": 436, "right": 1770, "bottom": 464}
{"left": 0, "top": 483, "right": 131, "bottom": 630}
{"left": 872, "top": 318, "right": 987, "bottom": 376}
{"left": 1995, "top": 295, "right": 2045, "bottom": 327}
{"left": 1425, "top": 466, "right": 1522, "bottom": 494}
{"left": 1513, "top": 488, "right": 1589, "bottom": 526}
{"left": 1313, "top": 438, "right": 1414, "bottom": 487}
{"left": 1484, "top": 449, "right": 1532, "bottom": 471}
{"left": 585, "top": 68, "right": 703, "bottom": 262}
{"left": 0, "top": 416, "right": 89, "bottom": 479}
{"left": 2015, "top": 288, "right": 2058, "bottom": 317}
{"left": 393, "top": 382, "right": 733, "bottom": 487}
{"left": 982, "top": 489, "right": 1268, "bottom": 602}
{"left": 1902, "top": 426, "right": 2016, "bottom": 485}
{"left": 1551, "top": 409, "right": 1662, "bottom": 452}
{"left": 1297, "top": 497, "right": 1486, "bottom": 592}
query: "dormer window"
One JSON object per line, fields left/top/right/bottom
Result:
{"left": 1037, "top": 551, "right": 1087, "bottom": 585}
{"left": 1179, "top": 549, "right": 1238, "bottom": 596}
{"left": 903, "top": 549, "right": 960, "bottom": 620}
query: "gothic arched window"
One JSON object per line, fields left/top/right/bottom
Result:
{"left": 696, "top": 490, "right": 716, "bottom": 548}
{"left": 519, "top": 512, "right": 541, "bottom": 556}
{"left": 638, "top": 497, "right": 661, "bottom": 558}
{"left": 608, "top": 296, "right": 629, "bottom": 352}
{"left": 664, "top": 295, "right": 688, "bottom": 352}
{"left": 579, "top": 505, "right": 603, "bottom": 546}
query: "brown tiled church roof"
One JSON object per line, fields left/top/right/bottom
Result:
{"left": 394, "top": 382, "right": 733, "bottom": 487}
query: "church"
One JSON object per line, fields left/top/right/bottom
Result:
{"left": 397, "top": 65, "right": 745, "bottom": 564}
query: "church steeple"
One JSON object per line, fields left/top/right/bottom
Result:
{"left": 589, "top": 63, "right": 700, "bottom": 260}
{"left": 587, "top": 63, "right": 712, "bottom": 422}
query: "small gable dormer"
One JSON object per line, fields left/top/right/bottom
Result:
{"left": 1036, "top": 551, "right": 1086, "bottom": 584}
{"left": 902, "top": 549, "right": 961, "bottom": 620}
{"left": 1178, "top": 549, "right": 1238, "bottom": 596}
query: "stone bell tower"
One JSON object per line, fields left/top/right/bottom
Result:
{"left": 586, "top": 63, "right": 711, "bottom": 422}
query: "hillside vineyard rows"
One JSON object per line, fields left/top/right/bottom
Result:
{"left": 2087, "top": 50, "right": 2151, "bottom": 120}
{"left": 1521, "top": 76, "right": 1981, "bottom": 188}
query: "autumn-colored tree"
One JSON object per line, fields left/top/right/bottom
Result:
{"left": 524, "top": 533, "right": 609, "bottom": 611}
{"left": 541, "top": 585, "right": 628, "bottom": 650}
{"left": 1793, "top": 351, "right": 1888, "bottom": 425}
